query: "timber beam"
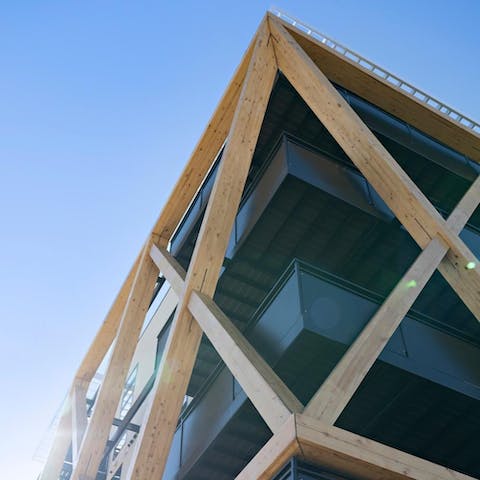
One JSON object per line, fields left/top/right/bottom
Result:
{"left": 235, "top": 415, "right": 300, "bottom": 480}
{"left": 40, "top": 12, "right": 480, "bottom": 480}
{"left": 70, "top": 241, "right": 159, "bottom": 480}
{"left": 74, "top": 253, "right": 142, "bottom": 384}
{"left": 295, "top": 415, "right": 474, "bottom": 480}
{"left": 280, "top": 21, "right": 480, "bottom": 164}
{"left": 39, "top": 11, "right": 258, "bottom": 480}
{"left": 126, "top": 18, "right": 278, "bottom": 480}
{"left": 150, "top": 35, "right": 255, "bottom": 246}
{"left": 189, "top": 291, "right": 303, "bottom": 431}
{"left": 305, "top": 175, "right": 480, "bottom": 423}
{"left": 149, "top": 244, "right": 186, "bottom": 295}
{"left": 268, "top": 14, "right": 480, "bottom": 321}
{"left": 150, "top": 244, "right": 304, "bottom": 433}
{"left": 235, "top": 414, "right": 475, "bottom": 480}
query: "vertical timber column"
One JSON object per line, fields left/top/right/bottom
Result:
{"left": 70, "top": 240, "right": 159, "bottom": 480}
{"left": 39, "top": 256, "right": 142, "bottom": 480}
{"left": 127, "top": 19, "right": 277, "bottom": 480}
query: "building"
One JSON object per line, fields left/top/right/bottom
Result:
{"left": 39, "top": 9, "right": 480, "bottom": 480}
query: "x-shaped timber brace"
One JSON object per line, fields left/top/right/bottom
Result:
{"left": 41, "top": 14, "right": 480, "bottom": 480}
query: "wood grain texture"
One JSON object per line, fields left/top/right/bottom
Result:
{"left": 52, "top": 26, "right": 255, "bottom": 480}
{"left": 70, "top": 242, "right": 158, "bottom": 480}
{"left": 149, "top": 243, "right": 186, "bottom": 295}
{"left": 189, "top": 291, "right": 303, "bottom": 432}
{"left": 269, "top": 16, "right": 480, "bottom": 320}
{"left": 126, "top": 18, "right": 278, "bottom": 480}
{"left": 234, "top": 414, "right": 300, "bottom": 480}
{"left": 273, "top": 16, "right": 480, "bottom": 163}
{"left": 306, "top": 176, "right": 480, "bottom": 423}
{"left": 437, "top": 178, "right": 480, "bottom": 316}
{"left": 149, "top": 244, "right": 302, "bottom": 433}
{"left": 74, "top": 253, "right": 141, "bottom": 384}
{"left": 296, "top": 414, "right": 475, "bottom": 480}
{"left": 150, "top": 35, "right": 256, "bottom": 245}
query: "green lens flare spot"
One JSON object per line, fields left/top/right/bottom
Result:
{"left": 466, "top": 261, "right": 476, "bottom": 270}
{"left": 405, "top": 280, "right": 417, "bottom": 288}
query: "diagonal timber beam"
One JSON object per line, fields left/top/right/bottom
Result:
{"left": 189, "top": 291, "right": 304, "bottom": 431}
{"left": 295, "top": 414, "right": 475, "bottom": 480}
{"left": 74, "top": 254, "right": 142, "bottom": 384}
{"left": 305, "top": 176, "right": 480, "bottom": 423}
{"left": 69, "top": 11, "right": 256, "bottom": 389}
{"left": 235, "top": 414, "right": 476, "bottom": 480}
{"left": 126, "top": 19, "right": 278, "bottom": 480}
{"left": 40, "top": 255, "right": 142, "bottom": 480}
{"left": 149, "top": 244, "right": 186, "bottom": 295}
{"left": 268, "top": 15, "right": 480, "bottom": 321}
{"left": 40, "top": 15, "right": 257, "bottom": 480}
{"left": 151, "top": 35, "right": 256, "bottom": 246}
{"left": 70, "top": 241, "right": 158, "bottom": 480}
{"left": 235, "top": 414, "right": 300, "bottom": 480}
{"left": 149, "top": 243, "right": 303, "bottom": 432}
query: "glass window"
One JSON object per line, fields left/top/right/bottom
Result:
{"left": 119, "top": 365, "right": 137, "bottom": 420}
{"left": 112, "top": 432, "right": 127, "bottom": 460}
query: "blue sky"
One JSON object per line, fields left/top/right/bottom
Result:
{"left": 1, "top": 1, "right": 479, "bottom": 478}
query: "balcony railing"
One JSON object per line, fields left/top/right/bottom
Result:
{"left": 270, "top": 8, "right": 480, "bottom": 135}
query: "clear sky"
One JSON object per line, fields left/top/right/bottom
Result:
{"left": 1, "top": 1, "right": 479, "bottom": 478}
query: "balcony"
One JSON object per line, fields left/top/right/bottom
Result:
{"left": 156, "top": 257, "right": 480, "bottom": 478}
{"left": 111, "top": 78, "right": 480, "bottom": 479}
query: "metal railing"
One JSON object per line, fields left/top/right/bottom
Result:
{"left": 270, "top": 8, "right": 480, "bottom": 135}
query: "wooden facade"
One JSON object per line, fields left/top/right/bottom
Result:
{"left": 39, "top": 12, "right": 480, "bottom": 480}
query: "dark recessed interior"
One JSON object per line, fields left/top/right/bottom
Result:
{"left": 159, "top": 74, "right": 480, "bottom": 479}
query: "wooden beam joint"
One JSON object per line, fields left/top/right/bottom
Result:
{"left": 236, "top": 414, "right": 476, "bottom": 480}
{"left": 267, "top": 13, "right": 480, "bottom": 322}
